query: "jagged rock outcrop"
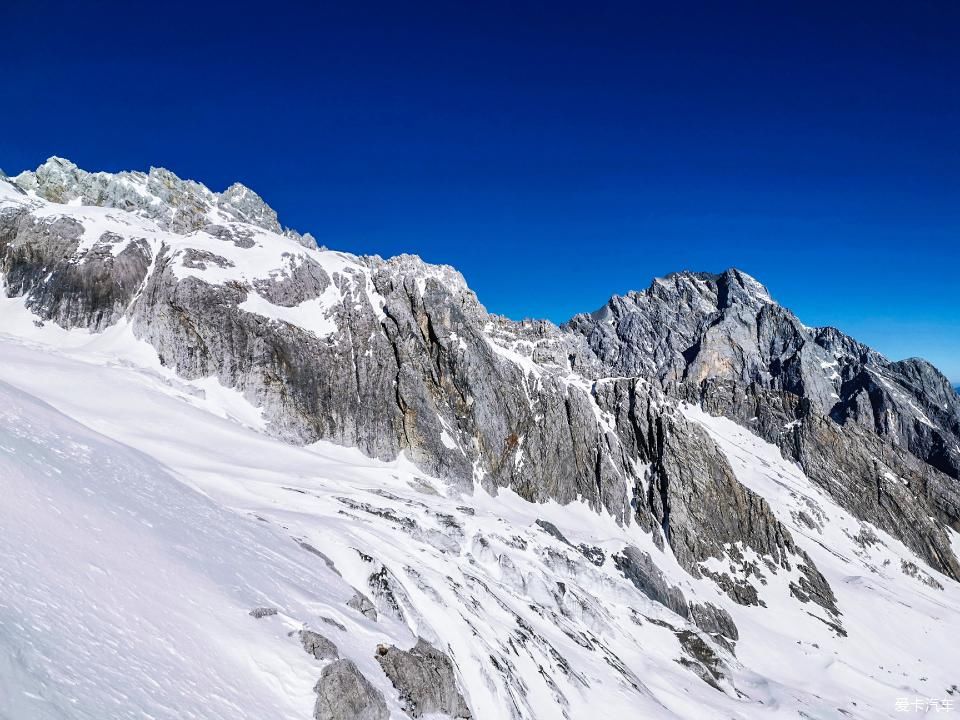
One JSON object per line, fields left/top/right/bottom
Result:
{"left": 11, "top": 156, "right": 316, "bottom": 246}
{"left": 614, "top": 546, "right": 739, "bottom": 640}
{"left": 313, "top": 659, "right": 388, "bottom": 720}
{"left": 301, "top": 630, "right": 339, "bottom": 660}
{"left": 375, "top": 638, "right": 472, "bottom": 718}
{"left": 347, "top": 591, "right": 378, "bottom": 621}
{"left": 248, "top": 607, "right": 278, "bottom": 619}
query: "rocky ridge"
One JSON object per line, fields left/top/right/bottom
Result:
{"left": 567, "top": 270, "right": 960, "bottom": 579}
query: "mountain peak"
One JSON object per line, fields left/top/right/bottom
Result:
{"left": 217, "top": 182, "right": 281, "bottom": 234}
{"left": 616, "top": 267, "right": 774, "bottom": 318}
{"left": 721, "top": 266, "right": 772, "bottom": 297}
{"left": 38, "top": 155, "right": 78, "bottom": 171}
{"left": 11, "top": 157, "right": 291, "bottom": 238}
{"left": 660, "top": 268, "right": 774, "bottom": 307}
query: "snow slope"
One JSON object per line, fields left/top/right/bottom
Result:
{"left": 682, "top": 405, "right": 960, "bottom": 715}
{"left": 0, "top": 379, "right": 329, "bottom": 720}
{"left": 2, "top": 293, "right": 960, "bottom": 719}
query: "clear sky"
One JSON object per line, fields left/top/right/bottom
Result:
{"left": 2, "top": 1, "right": 958, "bottom": 380}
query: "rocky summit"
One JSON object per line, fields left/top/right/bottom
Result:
{"left": 1, "top": 158, "right": 959, "bottom": 720}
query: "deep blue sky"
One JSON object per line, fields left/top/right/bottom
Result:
{"left": 3, "top": 1, "right": 958, "bottom": 379}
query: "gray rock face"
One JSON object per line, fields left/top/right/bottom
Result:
{"left": 124, "top": 241, "right": 637, "bottom": 524}
{"left": 613, "top": 546, "right": 739, "bottom": 640}
{"left": 300, "top": 630, "right": 339, "bottom": 660}
{"left": 0, "top": 210, "right": 152, "bottom": 331}
{"left": 594, "top": 379, "right": 839, "bottom": 617}
{"left": 375, "top": 638, "right": 472, "bottom": 718}
{"left": 313, "top": 659, "right": 388, "bottom": 720}
{"left": 613, "top": 540, "right": 697, "bottom": 620}
{"left": 567, "top": 269, "right": 960, "bottom": 478}
{"left": 248, "top": 607, "right": 278, "bottom": 619}
{"left": 347, "top": 591, "right": 378, "bottom": 621}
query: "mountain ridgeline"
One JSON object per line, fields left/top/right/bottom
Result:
{"left": 2, "top": 158, "right": 959, "bottom": 666}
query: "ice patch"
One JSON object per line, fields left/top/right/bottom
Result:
{"left": 239, "top": 287, "right": 339, "bottom": 339}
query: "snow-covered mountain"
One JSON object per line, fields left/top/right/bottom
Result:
{"left": 1, "top": 157, "right": 959, "bottom": 720}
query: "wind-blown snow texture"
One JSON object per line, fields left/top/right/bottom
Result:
{"left": 1, "top": 158, "right": 959, "bottom": 720}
